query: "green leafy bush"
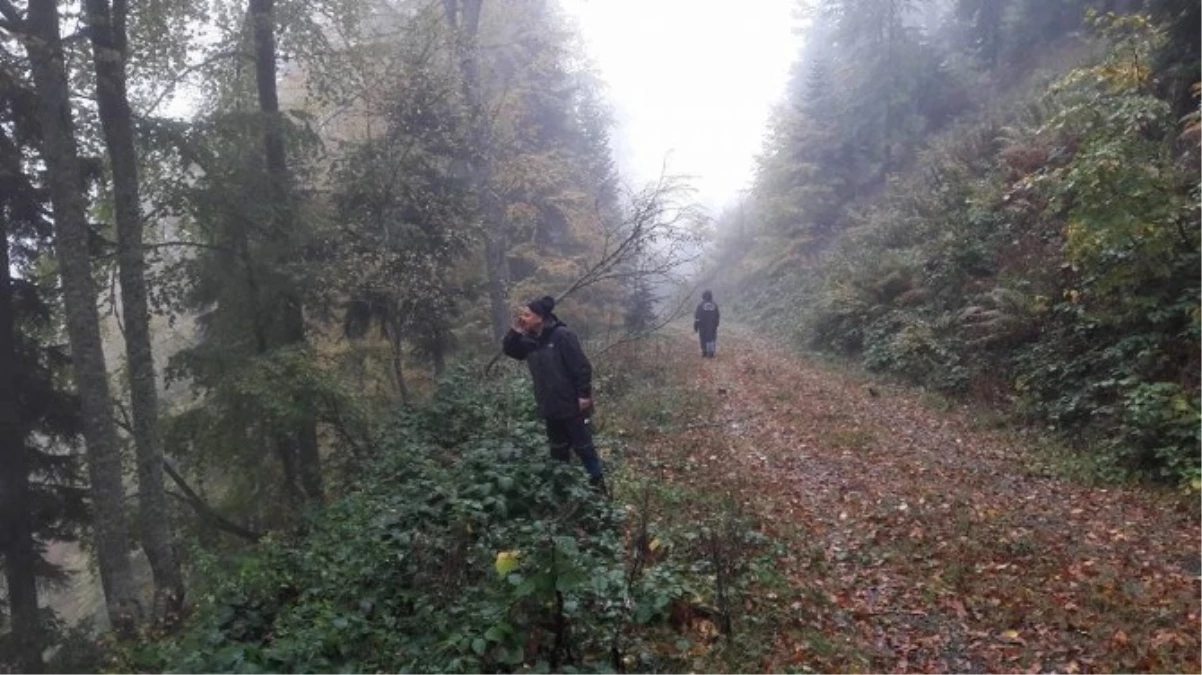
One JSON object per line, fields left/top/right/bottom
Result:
{"left": 862, "top": 312, "right": 969, "bottom": 392}
{"left": 124, "top": 369, "right": 766, "bottom": 673}
{"left": 1115, "top": 379, "right": 1200, "bottom": 481}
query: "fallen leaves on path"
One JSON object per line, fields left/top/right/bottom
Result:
{"left": 626, "top": 328, "right": 1200, "bottom": 673}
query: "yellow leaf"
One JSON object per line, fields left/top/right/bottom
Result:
{"left": 1173, "top": 395, "right": 1193, "bottom": 414}
{"left": 1189, "top": 477, "right": 1201, "bottom": 493}
{"left": 1002, "top": 629, "right": 1020, "bottom": 641}
{"left": 494, "top": 550, "right": 520, "bottom": 576}
{"left": 649, "top": 537, "right": 662, "bottom": 552}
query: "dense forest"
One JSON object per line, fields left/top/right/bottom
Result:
{"left": 0, "top": 0, "right": 1198, "bottom": 672}
{"left": 704, "top": 0, "right": 1200, "bottom": 485}
{"left": 0, "top": 0, "right": 699, "bottom": 669}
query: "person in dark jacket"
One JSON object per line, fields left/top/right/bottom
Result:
{"left": 502, "top": 295, "right": 607, "bottom": 493}
{"left": 694, "top": 290, "right": 720, "bottom": 357}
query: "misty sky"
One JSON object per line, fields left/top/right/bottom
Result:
{"left": 561, "top": 0, "right": 802, "bottom": 211}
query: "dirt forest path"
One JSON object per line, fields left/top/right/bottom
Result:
{"left": 646, "top": 326, "right": 1200, "bottom": 673}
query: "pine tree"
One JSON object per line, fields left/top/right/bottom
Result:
{"left": 18, "top": 0, "right": 139, "bottom": 631}
{"left": 1147, "top": 0, "right": 1201, "bottom": 115}
{"left": 0, "top": 135, "right": 46, "bottom": 675}
{"left": 328, "top": 34, "right": 474, "bottom": 392}
{"left": 955, "top": 0, "right": 1008, "bottom": 66}
{"left": 0, "top": 64, "right": 88, "bottom": 672}
{"left": 623, "top": 277, "right": 658, "bottom": 334}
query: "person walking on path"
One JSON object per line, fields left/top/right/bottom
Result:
{"left": 502, "top": 295, "right": 608, "bottom": 494}
{"left": 694, "top": 290, "right": 720, "bottom": 358}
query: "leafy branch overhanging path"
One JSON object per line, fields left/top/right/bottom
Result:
{"left": 658, "top": 327, "right": 1200, "bottom": 673}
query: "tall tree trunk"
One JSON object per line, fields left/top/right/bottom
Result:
{"left": 23, "top": 0, "right": 139, "bottom": 631}
{"left": 83, "top": 0, "right": 183, "bottom": 617}
{"left": 484, "top": 235, "right": 510, "bottom": 343}
{"left": 387, "top": 317, "right": 409, "bottom": 403}
{"left": 0, "top": 209, "right": 44, "bottom": 673}
{"left": 431, "top": 332, "right": 447, "bottom": 376}
{"left": 248, "top": 0, "right": 322, "bottom": 502}
{"left": 445, "top": 0, "right": 511, "bottom": 342}
{"left": 979, "top": 0, "right": 1005, "bottom": 68}
{"left": 881, "top": 0, "right": 896, "bottom": 189}
{"left": 273, "top": 436, "right": 304, "bottom": 510}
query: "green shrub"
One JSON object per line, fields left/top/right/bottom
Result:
{"left": 1114, "top": 379, "right": 1201, "bottom": 481}
{"left": 124, "top": 369, "right": 768, "bottom": 673}
{"left": 862, "top": 312, "right": 968, "bottom": 391}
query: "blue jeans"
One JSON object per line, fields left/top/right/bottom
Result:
{"left": 545, "top": 414, "right": 603, "bottom": 479}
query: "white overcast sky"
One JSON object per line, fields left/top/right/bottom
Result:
{"left": 560, "top": 0, "right": 802, "bottom": 212}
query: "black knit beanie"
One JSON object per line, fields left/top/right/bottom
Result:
{"left": 527, "top": 295, "right": 557, "bottom": 320}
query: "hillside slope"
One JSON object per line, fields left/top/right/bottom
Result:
{"left": 706, "top": 6, "right": 1200, "bottom": 483}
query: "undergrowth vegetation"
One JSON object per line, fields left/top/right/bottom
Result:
{"left": 109, "top": 362, "right": 781, "bottom": 673}
{"left": 717, "top": 11, "right": 1200, "bottom": 486}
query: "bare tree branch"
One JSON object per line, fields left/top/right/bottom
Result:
{"left": 594, "top": 279, "right": 705, "bottom": 357}
{"left": 141, "top": 49, "right": 243, "bottom": 116}
{"left": 97, "top": 239, "right": 235, "bottom": 259}
{"left": 142, "top": 240, "right": 234, "bottom": 253}
{"left": 0, "top": 0, "right": 23, "bottom": 27}
{"left": 483, "top": 165, "right": 707, "bottom": 376}
{"left": 162, "top": 462, "right": 263, "bottom": 543}
{"left": 553, "top": 172, "right": 704, "bottom": 302}
{"left": 112, "top": 402, "right": 261, "bottom": 542}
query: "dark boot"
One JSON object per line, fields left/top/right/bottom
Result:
{"left": 589, "top": 474, "right": 610, "bottom": 499}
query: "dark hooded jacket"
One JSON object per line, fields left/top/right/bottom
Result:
{"left": 694, "top": 300, "right": 720, "bottom": 341}
{"left": 502, "top": 320, "right": 592, "bottom": 420}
